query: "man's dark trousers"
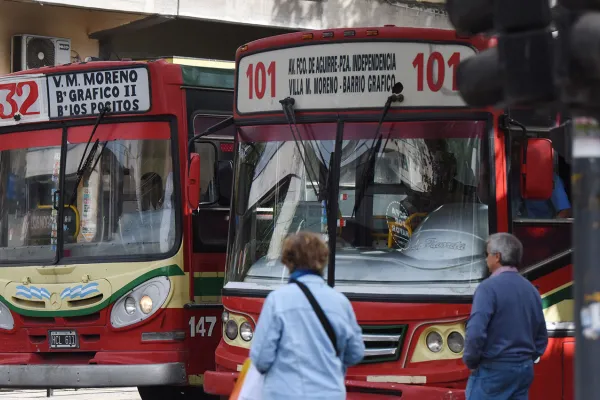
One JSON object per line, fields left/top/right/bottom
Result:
{"left": 466, "top": 360, "right": 534, "bottom": 399}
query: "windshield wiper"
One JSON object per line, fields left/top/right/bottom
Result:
{"left": 67, "top": 105, "right": 111, "bottom": 206}
{"left": 279, "top": 97, "right": 322, "bottom": 201}
{"left": 352, "top": 89, "right": 404, "bottom": 218}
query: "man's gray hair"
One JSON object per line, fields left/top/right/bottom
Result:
{"left": 486, "top": 232, "right": 523, "bottom": 267}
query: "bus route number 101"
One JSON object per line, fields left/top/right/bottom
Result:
{"left": 246, "top": 61, "right": 276, "bottom": 100}
{"left": 412, "top": 52, "right": 461, "bottom": 93}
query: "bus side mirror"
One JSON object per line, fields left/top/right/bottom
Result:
{"left": 521, "top": 138, "right": 554, "bottom": 200}
{"left": 187, "top": 153, "right": 201, "bottom": 210}
{"left": 217, "top": 160, "right": 233, "bottom": 206}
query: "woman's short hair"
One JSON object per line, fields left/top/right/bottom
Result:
{"left": 281, "top": 231, "right": 329, "bottom": 274}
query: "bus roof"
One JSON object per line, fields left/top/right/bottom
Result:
{"left": 236, "top": 26, "right": 488, "bottom": 57}
{"left": 140, "top": 56, "right": 235, "bottom": 89}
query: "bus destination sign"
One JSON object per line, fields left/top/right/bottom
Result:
{"left": 236, "top": 42, "right": 477, "bottom": 114}
{"left": 47, "top": 67, "right": 151, "bottom": 119}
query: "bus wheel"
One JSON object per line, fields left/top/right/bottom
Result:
{"left": 138, "top": 386, "right": 218, "bottom": 400}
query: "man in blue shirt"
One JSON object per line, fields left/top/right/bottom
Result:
{"left": 464, "top": 233, "right": 548, "bottom": 399}
{"left": 522, "top": 173, "right": 572, "bottom": 219}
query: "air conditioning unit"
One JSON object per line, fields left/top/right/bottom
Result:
{"left": 11, "top": 34, "right": 71, "bottom": 72}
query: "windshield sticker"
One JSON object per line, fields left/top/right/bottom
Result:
{"left": 52, "top": 152, "right": 60, "bottom": 183}
{"left": 47, "top": 67, "right": 151, "bottom": 119}
{"left": 50, "top": 208, "right": 58, "bottom": 252}
{"left": 407, "top": 238, "right": 467, "bottom": 252}
{"left": 80, "top": 186, "right": 93, "bottom": 242}
{"left": 236, "top": 42, "right": 477, "bottom": 114}
{"left": 78, "top": 175, "right": 98, "bottom": 243}
{"left": 50, "top": 152, "right": 61, "bottom": 251}
{"left": 26, "top": 206, "right": 77, "bottom": 250}
{"left": 386, "top": 201, "right": 410, "bottom": 249}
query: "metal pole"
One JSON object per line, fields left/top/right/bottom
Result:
{"left": 571, "top": 116, "right": 600, "bottom": 400}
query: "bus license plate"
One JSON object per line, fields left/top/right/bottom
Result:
{"left": 49, "top": 330, "right": 79, "bottom": 349}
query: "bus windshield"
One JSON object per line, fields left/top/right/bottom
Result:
{"left": 0, "top": 121, "right": 177, "bottom": 264}
{"left": 226, "top": 120, "right": 490, "bottom": 296}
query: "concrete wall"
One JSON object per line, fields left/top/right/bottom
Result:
{"left": 15, "top": 0, "right": 452, "bottom": 31}
{"left": 177, "top": 0, "right": 451, "bottom": 30}
{"left": 0, "top": 0, "right": 144, "bottom": 74}
{"left": 98, "top": 19, "right": 293, "bottom": 62}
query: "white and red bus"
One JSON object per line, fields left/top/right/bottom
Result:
{"left": 198, "top": 26, "right": 574, "bottom": 400}
{"left": 0, "top": 57, "right": 236, "bottom": 399}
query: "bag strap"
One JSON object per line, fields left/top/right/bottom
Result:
{"left": 291, "top": 279, "right": 340, "bottom": 357}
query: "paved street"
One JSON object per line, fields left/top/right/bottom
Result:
{"left": 0, "top": 389, "right": 140, "bottom": 399}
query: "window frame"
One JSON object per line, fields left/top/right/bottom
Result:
{"left": 505, "top": 122, "right": 573, "bottom": 276}
{"left": 223, "top": 112, "right": 496, "bottom": 303}
{"left": 0, "top": 115, "right": 183, "bottom": 267}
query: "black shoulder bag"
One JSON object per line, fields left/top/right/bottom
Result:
{"left": 291, "top": 279, "right": 340, "bottom": 357}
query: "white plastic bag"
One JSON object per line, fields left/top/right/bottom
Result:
{"left": 230, "top": 359, "right": 264, "bottom": 400}
{"left": 238, "top": 361, "right": 264, "bottom": 400}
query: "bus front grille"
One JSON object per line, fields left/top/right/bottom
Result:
{"left": 359, "top": 325, "right": 407, "bottom": 364}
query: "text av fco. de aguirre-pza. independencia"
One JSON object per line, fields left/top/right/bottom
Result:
{"left": 287, "top": 53, "right": 398, "bottom": 96}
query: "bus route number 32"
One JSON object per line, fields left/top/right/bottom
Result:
{"left": 0, "top": 81, "right": 40, "bottom": 119}
{"left": 189, "top": 316, "right": 217, "bottom": 337}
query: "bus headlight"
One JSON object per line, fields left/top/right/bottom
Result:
{"left": 448, "top": 331, "right": 465, "bottom": 353}
{"left": 426, "top": 331, "right": 443, "bottom": 353}
{"left": 140, "top": 295, "right": 153, "bottom": 314}
{"left": 240, "top": 322, "right": 253, "bottom": 341}
{"left": 124, "top": 297, "right": 137, "bottom": 315}
{"left": 411, "top": 322, "right": 467, "bottom": 363}
{"left": 225, "top": 319, "right": 238, "bottom": 340}
{"left": 222, "top": 310, "right": 255, "bottom": 348}
{"left": 110, "top": 276, "right": 171, "bottom": 329}
{"left": 0, "top": 301, "right": 14, "bottom": 330}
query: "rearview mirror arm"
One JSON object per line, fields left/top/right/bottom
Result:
{"left": 187, "top": 117, "right": 235, "bottom": 161}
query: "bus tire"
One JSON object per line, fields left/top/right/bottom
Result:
{"left": 138, "top": 385, "right": 218, "bottom": 400}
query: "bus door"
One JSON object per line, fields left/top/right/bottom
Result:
{"left": 190, "top": 114, "right": 235, "bottom": 274}
{"left": 185, "top": 111, "right": 235, "bottom": 388}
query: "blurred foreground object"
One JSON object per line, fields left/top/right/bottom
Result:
{"left": 446, "top": 1, "right": 600, "bottom": 399}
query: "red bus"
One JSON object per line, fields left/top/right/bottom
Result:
{"left": 200, "top": 27, "right": 574, "bottom": 399}
{"left": 0, "top": 57, "right": 235, "bottom": 399}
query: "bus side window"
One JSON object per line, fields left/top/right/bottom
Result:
{"left": 510, "top": 138, "right": 572, "bottom": 267}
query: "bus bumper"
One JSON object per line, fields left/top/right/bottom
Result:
{"left": 204, "top": 371, "right": 465, "bottom": 399}
{"left": 0, "top": 362, "right": 186, "bottom": 388}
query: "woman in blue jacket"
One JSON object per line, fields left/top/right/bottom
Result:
{"left": 249, "top": 231, "right": 365, "bottom": 400}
